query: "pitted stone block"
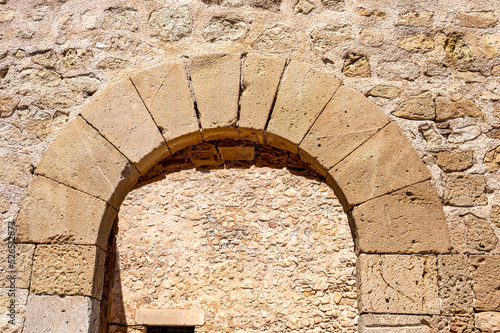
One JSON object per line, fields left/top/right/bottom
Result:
{"left": 358, "top": 254, "right": 439, "bottom": 314}
{"left": 329, "top": 122, "right": 431, "bottom": 208}
{"left": 299, "top": 86, "right": 389, "bottom": 175}
{"left": 80, "top": 79, "right": 169, "bottom": 173}
{"left": 471, "top": 255, "right": 500, "bottom": 311}
{"left": 350, "top": 181, "right": 450, "bottom": 254}
{"left": 131, "top": 61, "right": 202, "bottom": 153}
{"left": 437, "top": 254, "right": 473, "bottom": 314}
{"left": 218, "top": 146, "right": 254, "bottom": 161}
{"left": 31, "top": 245, "right": 105, "bottom": 299}
{"left": 35, "top": 116, "right": 139, "bottom": 209}
{"left": 239, "top": 53, "right": 286, "bottom": 143}
{"left": 17, "top": 176, "right": 117, "bottom": 249}
{"left": 475, "top": 312, "right": 500, "bottom": 332}
{"left": 0, "top": 244, "right": 34, "bottom": 289}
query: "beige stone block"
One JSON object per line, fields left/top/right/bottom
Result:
{"left": 238, "top": 53, "right": 286, "bottom": 143}
{"left": 131, "top": 61, "right": 202, "bottom": 153}
{"left": 359, "top": 314, "right": 432, "bottom": 333}
{"left": 0, "top": 244, "right": 34, "bottom": 289}
{"left": 454, "top": 11, "right": 498, "bottom": 28}
{"left": 358, "top": 254, "right": 439, "bottom": 314}
{"left": 31, "top": 244, "right": 105, "bottom": 299}
{"left": 329, "top": 122, "right": 431, "bottom": 208}
{"left": 135, "top": 309, "right": 205, "bottom": 326}
{"left": 435, "top": 97, "right": 482, "bottom": 122}
{"left": 470, "top": 255, "right": 500, "bottom": 311}
{"left": 0, "top": 153, "right": 31, "bottom": 187}
{"left": 299, "top": 86, "right": 389, "bottom": 175}
{"left": 189, "top": 53, "right": 241, "bottom": 141}
{"left": 17, "top": 176, "right": 116, "bottom": 249}
{"left": 351, "top": 181, "right": 450, "bottom": 254}
{"left": 23, "top": 295, "right": 100, "bottom": 333}
{"left": 475, "top": 312, "right": 500, "bottom": 331}
{"left": 434, "top": 150, "right": 473, "bottom": 172}
{"left": 266, "top": 61, "right": 341, "bottom": 153}
{"left": 0, "top": 288, "right": 28, "bottom": 329}
{"left": 81, "top": 79, "right": 168, "bottom": 174}
{"left": 392, "top": 91, "right": 435, "bottom": 120}
{"left": 35, "top": 116, "right": 139, "bottom": 209}
{"left": 442, "top": 173, "right": 487, "bottom": 206}
{"left": 437, "top": 255, "right": 473, "bottom": 315}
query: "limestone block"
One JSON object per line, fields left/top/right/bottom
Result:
{"left": 475, "top": 312, "right": 500, "bottom": 332}
{"left": 135, "top": 309, "right": 205, "bottom": 326}
{"left": 437, "top": 255, "right": 473, "bottom": 315}
{"left": 189, "top": 53, "right": 241, "bottom": 141}
{"left": 358, "top": 254, "right": 439, "bottom": 314}
{"left": 131, "top": 61, "right": 202, "bottom": 153}
{"left": 299, "top": 86, "right": 389, "bottom": 175}
{"left": 35, "top": 116, "right": 139, "bottom": 209}
{"left": 398, "top": 34, "right": 435, "bottom": 53}
{"left": 391, "top": 91, "right": 435, "bottom": 120}
{"left": 266, "top": 61, "right": 341, "bottom": 152}
{"left": 454, "top": 11, "right": 498, "bottom": 28}
{"left": 0, "top": 153, "right": 31, "bottom": 187}
{"left": 470, "top": 255, "right": 500, "bottom": 311}
{"left": 435, "top": 97, "right": 482, "bottom": 122}
{"left": 17, "top": 176, "right": 117, "bottom": 249}
{"left": 23, "top": 295, "right": 100, "bottom": 333}
{"left": 350, "top": 181, "right": 450, "bottom": 254}
{"left": 434, "top": 151, "right": 473, "bottom": 172}
{"left": 329, "top": 122, "right": 431, "bottom": 208}
{"left": 238, "top": 54, "right": 286, "bottom": 143}
{"left": 80, "top": 79, "right": 168, "bottom": 174}
{"left": 396, "top": 11, "right": 434, "bottom": 27}
{"left": 442, "top": 173, "right": 487, "bottom": 206}
{"left": 31, "top": 244, "right": 105, "bottom": 299}
{"left": 0, "top": 288, "right": 28, "bottom": 330}
{"left": 359, "top": 314, "right": 432, "bottom": 333}
{"left": 461, "top": 214, "right": 498, "bottom": 252}
{"left": 0, "top": 244, "right": 34, "bottom": 289}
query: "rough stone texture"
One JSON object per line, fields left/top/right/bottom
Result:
{"left": 23, "top": 295, "right": 100, "bottom": 333}
{"left": 322, "top": 0, "right": 344, "bottom": 11}
{"left": 20, "top": 69, "right": 61, "bottom": 87}
{"left": 0, "top": 97, "right": 18, "bottom": 118}
{"left": 81, "top": 78, "right": 168, "bottom": 174}
{"left": 367, "top": 85, "right": 401, "bottom": 99}
{"left": 359, "top": 314, "right": 432, "bottom": 333}
{"left": 310, "top": 23, "right": 352, "bottom": 53}
{"left": 470, "top": 255, "right": 500, "bottom": 311}
{"left": 378, "top": 61, "right": 420, "bottom": 81}
{"left": 453, "top": 11, "right": 498, "bottom": 28}
{"left": 342, "top": 53, "right": 370, "bottom": 77}
{"left": 31, "top": 50, "right": 57, "bottom": 67}
{"left": 437, "top": 255, "right": 473, "bottom": 315}
{"left": 203, "top": 16, "right": 248, "bottom": 42}
{"left": 461, "top": 214, "right": 498, "bottom": 252}
{"left": 135, "top": 309, "right": 205, "bottom": 326}
{"left": 238, "top": 54, "right": 286, "bottom": 142}
{"left": 300, "top": 86, "right": 389, "bottom": 175}
{"left": 131, "top": 61, "right": 201, "bottom": 153}
{"left": 396, "top": 11, "right": 434, "bottom": 27}
{"left": 267, "top": 61, "right": 341, "bottom": 152}
{"left": 0, "top": 153, "right": 31, "bottom": 187}
{"left": 484, "top": 146, "right": 500, "bottom": 173}
{"left": 0, "top": 244, "right": 34, "bottom": 289}
{"left": 442, "top": 173, "right": 487, "bottom": 207}
{"left": 252, "top": 25, "right": 299, "bottom": 53}
{"left": 434, "top": 151, "right": 473, "bottom": 172}
{"left": 148, "top": 6, "right": 193, "bottom": 41}
{"left": 435, "top": 97, "right": 482, "bottom": 122}
{"left": 491, "top": 206, "right": 500, "bottom": 229}
{"left": 102, "top": 7, "right": 138, "bottom": 31}
{"left": 0, "top": 195, "right": 10, "bottom": 214}
{"left": 475, "top": 312, "right": 500, "bottom": 332}
{"left": 392, "top": 91, "right": 435, "bottom": 120}
{"left": 357, "top": 254, "right": 439, "bottom": 314}
{"left": 482, "top": 34, "right": 500, "bottom": 59}
{"left": 330, "top": 123, "right": 431, "bottom": 208}
{"left": 35, "top": 116, "right": 139, "bottom": 209}
{"left": 64, "top": 75, "right": 101, "bottom": 94}
{"left": 33, "top": 96, "right": 76, "bottom": 109}
{"left": 17, "top": 176, "right": 117, "bottom": 248}
{"left": 398, "top": 34, "right": 435, "bottom": 53}
{"left": 31, "top": 244, "right": 106, "bottom": 299}
{"left": 189, "top": 53, "right": 240, "bottom": 140}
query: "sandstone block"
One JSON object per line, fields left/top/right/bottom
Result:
{"left": 33, "top": 96, "right": 76, "bottom": 109}
{"left": 81, "top": 79, "right": 168, "bottom": 174}
{"left": 396, "top": 11, "right": 434, "bottom": 27}
{"left": 23, "top": 295, "right": 100, "bottom": 333}
{"left": 294, "top": 0, "right": 316, "bottom": 14}
{"left": 461, "top": 214, "right": 498, "bottom": 252}
{"left": 435, "top": 97, "right": 482, "bottom": 122}
{"left": 359, "top": 28, "right": 384, "bottom": 47}
{"left": 0, "top": 153, "right": 31, "bottom": 187}
{"left": 367, "top": 85, "right": 401, "bottom": 99}
{"left": 189, "top": 53, "right": 241, "bottom": 141}
{"left": 20, "top": 69, "right": 61, "bottom": 87}
{"left": 350, "top": 181, "right": 450, "bottom": 254}
{"left": 300, "top": 86, "right": 389, "bottom": 175}
{"left": 329, "top": 122, "right": 431, "bottom": 208}
{"left": 238, "top": 54, "right": 286, "bottom": 143}
{"left": 392, "top": 91, "right": 435, "bottom": 120}
{"left": 65, "top": 76, "right": 101, "bottom": 94}
{"left": 482, "top": 34, "right": 500, "bottom": 59}
{"left": 471, "top": 255, "right": 500, "bottom": 311}
{"left": 102, "top": 7, "right": 138, "bottom": 31}
{"left": 437, "top": 255, "right": 473, "bottom": 315}
{"left": 379, "top": 61, "right": 420, "bottom": 81}
{"left": 149, "top": 6, "right": 193, "bottom": 41}
{"left": 0, "top": 97, "right": 18, "bottom": 117}
{"left": 252, "top": 25, "right": 299, "bottom": 53}
{"left": 322, "top": 0, "right": 344, "bottom": 11}
{"left": 17, "top": 176, "right": 117, "bottom": 249}
{"left": 35, "top": 116, "right": 139, "bottom": 209}
{"left": 485, "top": 146, "right": 500, "bottom": 173}
{"left": 310, "top": 24, "right": 352, "bottom": 52}
{"left": 442, "top": 173, "right": 487, "bottom": 206}
{"left": 434, "top": 150, "right": 473, "bottom": 172}
{"left": 358, "top": 254, "right": 439, "bottom": 314}
{"left": 31, "top": 245, "right": 105, "bottom": 299}
{"left": 267, "top": 61, "right": 341, "bottom": 152}
{"left": 135, "top": 309, "right": 205, "bottom": 326}
{"left": 0, "top": 244, "right": 34, "bottom": 289}
{"left": 359, "top": 314, "right": 432, "bottom": 333}
{"left": 131, "top": 61, "right": 201, "bottom": 153}
{"left": 398, "top": 34, "right": 435, "bottom": 53}
{"left": 491, "top": 206, "right": 500, "bottom": 228}
{"left": 454, "top": 11, "right": 498, "bottom": 28}
{"left": 475, "top": 312, "right": 500, "bottom": 331}
{"left": 342, "top": 53, "right": 370, "bottom": 77}
{"left": 203, "top": 16, "right": 248, "bottom": 42}
{"left": 31, "top": 50, "right": 57, "bottom": 67}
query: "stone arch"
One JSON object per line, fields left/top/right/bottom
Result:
{"left": 17, "top": 53, "right": 451, "bottom": 332}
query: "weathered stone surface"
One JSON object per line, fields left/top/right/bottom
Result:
{"left": 103, "top": 7, "right": 138, "bottom": 31}
{"left": 294, "top": 0, "right": 315, "bottom": 14}
{"left": 471, "top": 255, "right": 500, "bottom": 311}
{"left": 425, "top": 60, "right": 449, "bottom": 77}
{"left": 0, "top": 97, "right": 18, "bottom": 117}
{"left": 475, "top": 312, "right": 500, "bottom": 332}
{"left": 149, "top": 6, "right": 193, "bottom": 41}
{"left": 23, "top": 295, "right": 100, "bottom": 333}
{"left": 435, "top": 97, "right": 482, "bottom": 122}
{"left": 248, "top": 0, "right": 282, "bottom": 11}
{"left": 267, "top": 61, "right": 340, "bottom": 152}
{"left": 434, "top": 151, "right": 473, "bottom": 172}
{"left": 252, "top": 25, "right": 298, "bottom": 53}
{"left": 238, "top": 53, "right": 286, "bottom": 142}
{"left": 218, "top": 146, "right": 254, "bottom": 160}
{"left": 442, "top": 173, "right": 487, "bottom": 206}
{"left": 81, "top": 79, "right": 168, "bottom": 173}
{"left": 135, "top": 309, "right": 205, "bottom": 326}
{"left": 131, "top": 61, "right": 201, "bottom": 153}
{"left": 454, "top": 11, "right": 498, "bottom": 28}
{"left": 398, "top": 34, "right": 435, "bottom": 53}
{"left": 322, "top": 0, "right": 344, "bottom": 11}
{"left": 491, "top": 206, "right": 500, "bottom": 228}
{"left": 35, "top": 116, "right": 139, "bottom": 209}
{"left": 329, "top": 123, "right": 431, "bottom": 208}
{"left": 97, "top": 57, "right": 128, "bottom": 70}
{"left": 444, "top": 33, "right": 473, "bottom": 68}
{"left": 461, "top": 214, "right": 498, "bottom": 252}
{"left": 203, "top": 16, "right": 248, "bottom": 42}
{"left": 31, "top": 50, "right": 57, "bottom": 67}
{"left": 358, "top": 254, "right": 439, "bottom": 314}
{"left": 359, "top": 28, "right": 384, "bottom": 47}
{"left": 0, "top": 288, "right": 28, "bottom": 330}
{"left": 485, "top": 146, "right": 500, "bottom": 173}
{"left": 448, "top": 125, "right": 481, "bottom": 144}
{"left": 483, "top": 34, "right": 500, "bottom": 59}
{"left": 396, "top": 11, "right": 434, "bottom": 27}
{"left": 0, "top": 244, "right": 34, "bottom": 289}
{"left": 20, "top": 69, "right": 61, "bottom": 87}
{"left": 392, "top": 91, "right": 435, "bottom": 120}
{"left": 0, "top": 153, "right": 31, "bottom": 187}
{"left": 359, "top": 314, "right": 432, "bottom": 333}
{"left": 342, "top": 53, "right": 370, "bottom": 77}
{"left": 189, "top": 53, "right": 240, "bottom": 140}
{"left": 33, "top": 96, "right": 76, "bottom": 109}
{"left": 379, "top": 61, "right": 420, "bottom": 81}
{"left": 367, "top": 85, "right": 401, "bottom": 99}
{"left": 65, "top": 75, "right": 101, "bottom": 94}
{"left": 17, "top": 176, "right": 117, "bottom": 248}
{"left": 0, "top": 9, "right": 14, "bottom": 22}
{"left": 351, "top": 181, "right": 450, "bottom": 254}
{"left": 31, "top": 245, "right": 105, "bottom": 299}
{"left": 437, "top": 255, "right": 473, "bottom": 315}
{"left": 300, "top": 86, "right": 389, "bottom": 175}
{"left": 0, "top": 195, "right": 9, "bottom": 213}
{"left": 310, "top": 24, "right": 352, "bottom": 52}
